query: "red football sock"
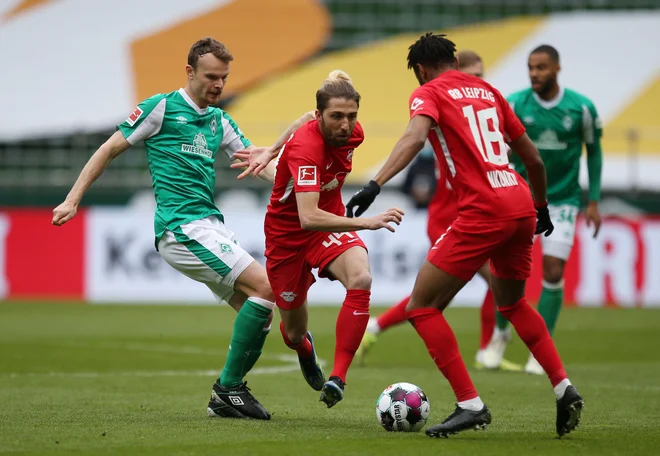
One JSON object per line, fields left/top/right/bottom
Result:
{"left": 331, "top": 289, "right": 371, "bottom": 383}
{"left": 376, "top": 296, "right": 410, "bottom": 332}
{"left": 479, "top": 290, "right": 496, "bottom": 350}
{"left": 408, "top": 307, "right": 478, "bottom": 402}
{"left": 279, "top": 321, "right": 313, "bottom": 359}
{"left": 498, "top": 298, "right": 567, "bottom": 387}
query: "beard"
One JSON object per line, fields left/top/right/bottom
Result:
{"left": 532, "top": 77, "right": 556, "bottom": 97}
{"left": 320, "top": 122, "right": 352, "bottom": 147}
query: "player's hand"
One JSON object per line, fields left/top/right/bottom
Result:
{"left": 365, "top": 208, "right": 405, "bottom": 232}
{"left": 52, "top": 200, "right": 78, "bottom": 226}
{"left": 585, "top": 201, "right": 601, "bottom": 238}
{"left": 534, "top": 202, "right": 554, "bottom": 237}
{"left": 230, "top": 146, "right": 275, "bottom": 179}
{"left": 346, "top": 180, "right": 381, "bottom": 217}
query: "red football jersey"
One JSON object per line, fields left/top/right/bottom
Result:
{"left": 409, "top": 70, "right": 535, "bottom": 221}
{"left": 427, "top": 156, "right": 458, "bottom": 227}
{"left": 266, "top": 120, "right": 364, "bottom": 247}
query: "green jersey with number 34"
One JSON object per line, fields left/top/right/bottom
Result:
{"left": 508, "top": 87, "right": 603, "bottom": 207}
{"left": 117, "top": 89, "right": 251, "bottom": 240}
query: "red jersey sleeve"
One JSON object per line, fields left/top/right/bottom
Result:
{"left": 287, "top": 136, "right": 324, "bottom": 193}
{"left": 495, "top": 89, "right": 525, "bottom": 142}
{"left": 409, "top": 86, "right": 440, "bottom": 122}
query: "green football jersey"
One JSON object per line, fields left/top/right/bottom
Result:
{"left": 117, "top": 89, "right": 251, "bottom": 240}
{"left": 508, "top": 87, "right": 602, "bottom": 206}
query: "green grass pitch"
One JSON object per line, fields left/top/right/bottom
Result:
{"left": 1, "top": 303, "right": 659, "bottom": 455}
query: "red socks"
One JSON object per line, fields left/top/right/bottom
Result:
{"left": 498, "top": 298, "right": 567, "bottom": 386}
{"left": 279, "top": 320, "right": 313, "bottom": 359}
{"left": 479, "top": 290, "right": 496, "bottom": 350}
{"left": 408, "top": 307, "right": 478, "bottom": 402}
{"left": 331, "top": 289, "right": 371, "bottom": 383}
{"left": 376, "top": 296, "right": 410, "bottom": 332}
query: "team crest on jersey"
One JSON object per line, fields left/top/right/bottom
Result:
{"left": 126, "top": 107, "right": 143, "bottom": 126}
{"left": 219, "top": 243, "right": 233, "bottom": 254}
{"left": 280, "top": 292, "right": 297, "bottom": 303}
{"left": 210, "top": 116, "right": 218, "bottom": 136}
{"left": 297, "top": 166, "right": 317, "bottom": 186}
{"left": 346, "top": 149, "right": 354, "bottom": 161}
{"left": 410, "top": 97, "right": 424, "bottom": 111}
{"left": 562, "top": 115, "right": 573, "bottom": 131}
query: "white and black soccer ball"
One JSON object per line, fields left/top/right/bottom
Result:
{"left": 376, "top": 382, "right": 430, "bottom": 432}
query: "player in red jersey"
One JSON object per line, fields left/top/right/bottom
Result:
{"left": 347, "top": 34, "right": 583, "bottom": 438}
{"left": 262, "top": 71, "right": 404, "bottom": 408}
{"left": 356, "top": 51, "right": 521, "bottom": 372}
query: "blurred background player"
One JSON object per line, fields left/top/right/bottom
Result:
{"left": 258, "top": 71, "right": 404, "bottom": 408}
{"left": 356, "top": 50, "right": 522, "bottom": 372}
{"left": 51, "top": 37, "right": 313, "bottom": 421}
{"left": 482, "top": 44, "right": 603, "bottom": 375}
{"left": 347, "top": 33, "right": 583, "bottom": 438}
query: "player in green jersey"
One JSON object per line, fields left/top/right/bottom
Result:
{"left": 481, "top": 44, "right": 603, "bottom": 375}
{"left": 51, "top": 37, "right": 314, "bottom": 420}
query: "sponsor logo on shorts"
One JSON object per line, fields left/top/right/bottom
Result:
{"left": 126, "top": 107, "right": 143, "bottom": 126}
{"left": 297, "top": 166, "right": 317, "bottom": 186}
{"left": 280, "top": 291, "right": 297, "bottom": 303}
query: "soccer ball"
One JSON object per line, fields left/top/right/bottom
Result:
{"left": 376, "top": 382, "right": 430, "bottom": 432}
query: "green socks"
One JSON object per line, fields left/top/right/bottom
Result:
{"left": 495, "top": 308, "right": 509, "bottom": 331}
{"left": 537, "top": 280, "right": 564, "bottom": 336}
{"left": 241, "top": 326, "right": 271, "bottom": 378}
{"left": 219, "top": 297, "right": 274, "bottom": 388}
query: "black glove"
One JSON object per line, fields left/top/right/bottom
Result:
{"left": 346, "top": 180, "right": 381, "bottom": 217}
{"left": 535, "top": 202, "right": 554, "bottom": 237}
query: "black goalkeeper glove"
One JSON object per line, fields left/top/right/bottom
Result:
{"left": 535, "top": 201, "right": 554, "bottom": 237}
{"left": 346, "top": 180, "right": 381, "bottom": 217}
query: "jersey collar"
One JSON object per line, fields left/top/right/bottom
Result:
{"left": 178, "top": 88, "right": 208, "bottom": 115}
{"left": 532, "top": 86, "right": 564, "bottom": 110}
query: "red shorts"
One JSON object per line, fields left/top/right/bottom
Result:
{"left": 266, "top": 231, "right": 367, "bottom": 310}
{"left": 427, "top": 200, "right": 458, "bottom": 243}
{"left": 427, "top": 216, "right": 535, "bottom": 281}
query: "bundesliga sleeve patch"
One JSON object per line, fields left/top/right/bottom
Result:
{"left": 126, "top": 107, "right": 143, "bottom": 126}
{"left": 297, "top": 166, "right": 318, "bottom": 186}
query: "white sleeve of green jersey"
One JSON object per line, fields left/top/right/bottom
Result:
{"left": 117, "top": 95, "right": 166, "bottom": 145}
{"left": 219, "top": 111, "right": 252, "bottom": 159}
{"left": 581, "top": 100, "right": 603, "bottom": 145}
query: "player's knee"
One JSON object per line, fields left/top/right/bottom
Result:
{"left": 347, "top": 270, "right": 372, "bottom": 290}
{"left": 285, "top": 327, "right": 306, "bottom": 345}
{"left": 543, "top": 265, "right": 564, "bottom": 285}
{"left": 265, "top": 311, "right": 274, "bottom": 329}
{"left": 253, "top": 279, "right": 275, "bottom": 302}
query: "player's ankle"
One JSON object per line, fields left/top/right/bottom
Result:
{"left": 366, "top": 317, "right": 381, "bottom": 335}
{"left": 458, "top": 396, "right": 484, "bottom": 411}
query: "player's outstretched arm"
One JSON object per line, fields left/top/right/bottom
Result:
{"left": 346, "top": 115, "right": 431, "bottom": 218}
{"left": 231, "top": 111, "right": 316, "bottom": 180}
{"left": 52, "top": 131, "right": 131, "bottom": 226}
{"left": 297, "top": 192, "right": 404, "bottom": 233}
{"left": 372, "top": 115, "right": 432, "bottom": 187}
